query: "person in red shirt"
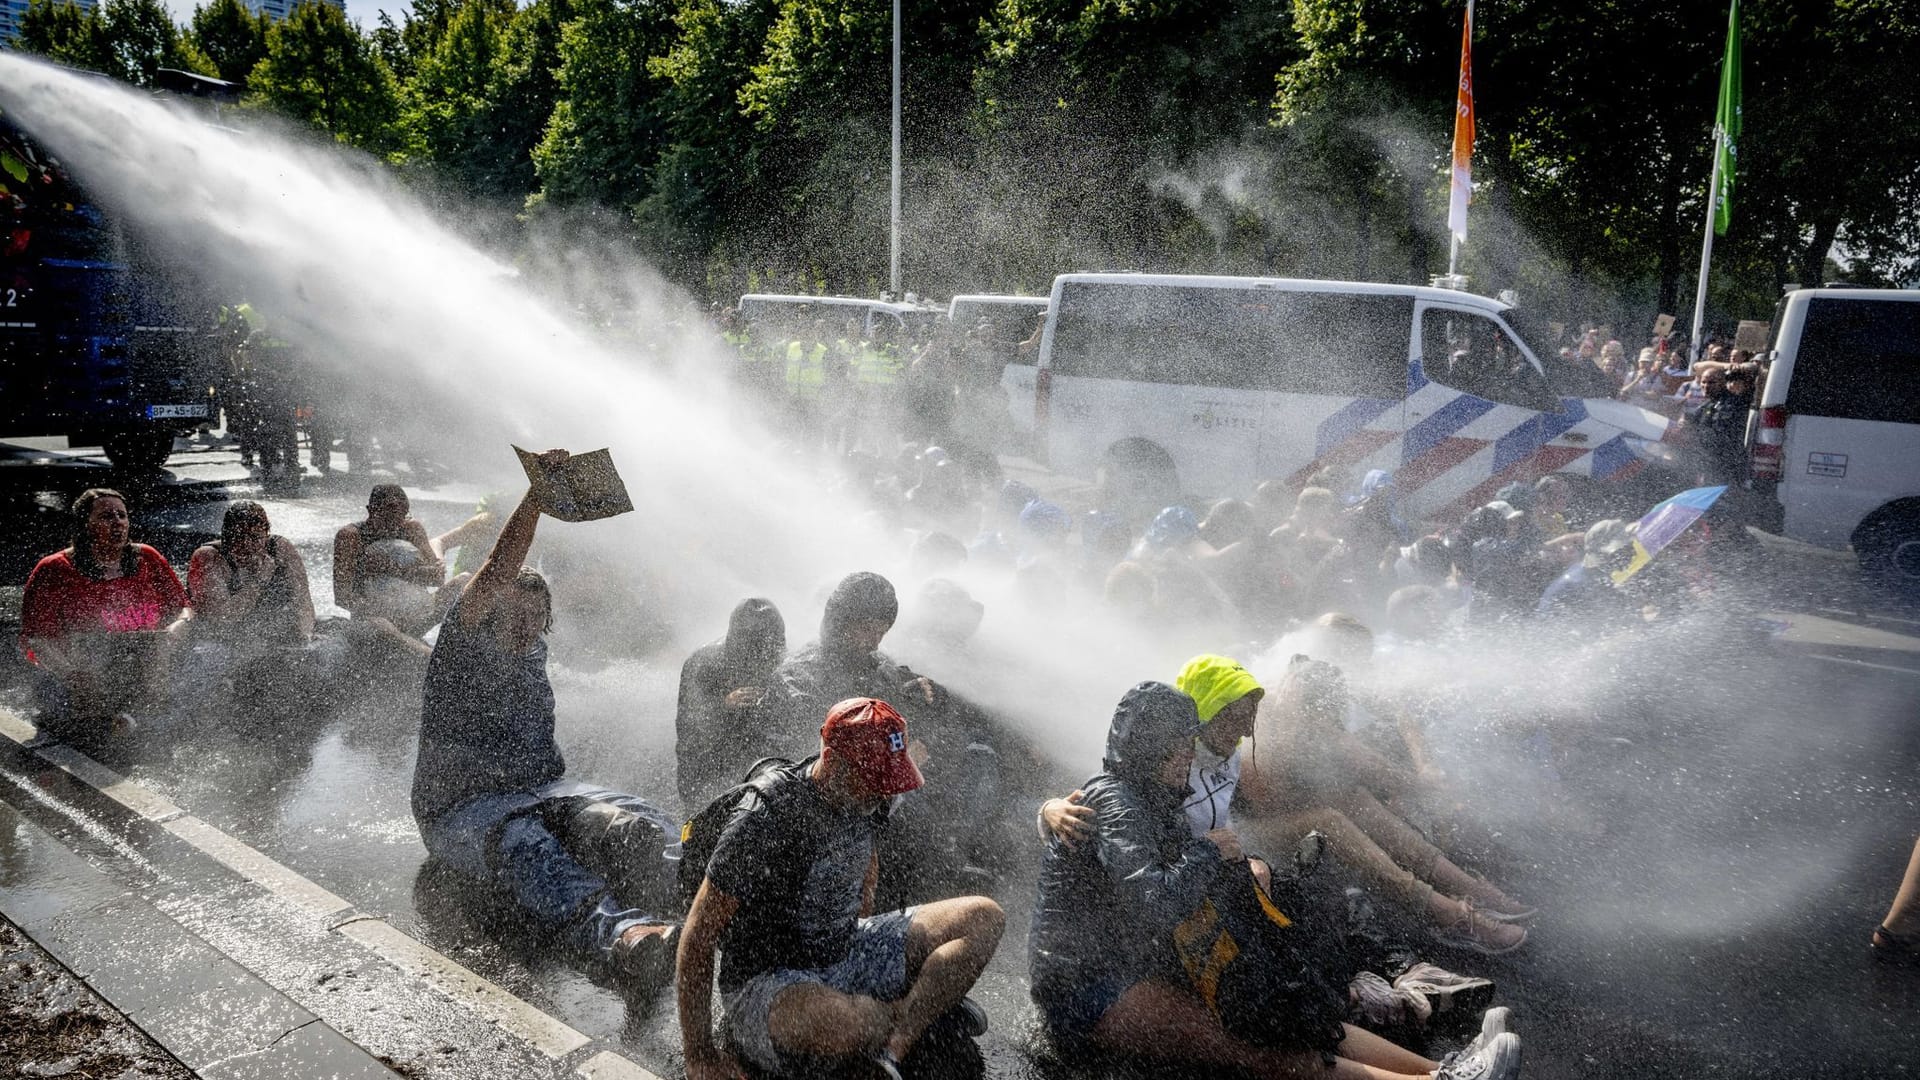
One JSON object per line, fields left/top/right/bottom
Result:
{"left": 20, "top": 488, "right": 187, "bottom": 739}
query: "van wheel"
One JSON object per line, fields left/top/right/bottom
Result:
{"left": 103, "top": 431, "right": 177, "bottom": 472}
{"left": 1854, "top": 505, "right": 1920, "bottom": 595}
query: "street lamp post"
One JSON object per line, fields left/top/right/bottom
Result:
{"left": 889, "top": 0, "right": 901, "bottom": 297}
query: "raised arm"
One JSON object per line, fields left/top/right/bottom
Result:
{"left": 676, "top": 880, "right": 747, "bottom": 1080}
{"left": 456, "top": 450, "right": 566, "bottom": 630}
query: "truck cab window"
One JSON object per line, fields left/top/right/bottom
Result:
{"left": 1421, "top": 308, "right": 1556, "bottom": 411}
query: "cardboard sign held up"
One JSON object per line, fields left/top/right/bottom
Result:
{"left": 1734, "top": 320, "right": 1772, "bottom": 352}
{"left": 514, "top": 446, "right": 634, "bottom": 522}
{"left": 1652, "top": 313, "right": 1677, "bottom": 338}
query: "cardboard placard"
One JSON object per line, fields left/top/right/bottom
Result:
{"left": 1652, "top": 313, "right": 1676, "bottom": 338}
{"left": 514, "top": 446, "right": 634, "bottom": 522}
{"left": 1734, "top": 320, "right": 1771, "bottom": 352}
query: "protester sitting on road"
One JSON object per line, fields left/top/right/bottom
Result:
{"left": 186, "top": 501, "right": 315, "bottom": 645}
{"left": 676, "top": 598, "right": 787, "bottom": 807}
{"left": 178, "top": 501, "right": 318, "bottom": 712}
{"left": 410, "top": 452, "right": 680, "bottom": 992}
{"left": 1028, "top": 681, "right": 1520, "bottom": 1080}
{"left": 333, "top": 483, "right": 446, "bottom": 657}
{"left": 1240, "top": 659, "right": 1532, "bottom": 955}
{"left": 19, "top": 488, "right": 187, "bottom": 741}
{"left": 1039, "top": 657, "right": 1499, "bottom": 1036}
{"left": 675, "top": 697, "right": 1004, "bottom": 1080}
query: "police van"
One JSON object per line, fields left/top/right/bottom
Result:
{"left": 736, "top": 294, "right": 941, "bottom": 341}
{"left": 1747, "top": 288, "right": 1920, "bottom": 587}
{"left": 1003, "top": 273, "right": 1674, "bottom": 523}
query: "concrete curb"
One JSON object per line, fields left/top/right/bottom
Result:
{"left": 0, "top": 707, "right": 666, "bottom": 1080}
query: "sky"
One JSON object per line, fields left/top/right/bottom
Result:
{"left": 159, "top": 0, "right": 409, "bottom": 32}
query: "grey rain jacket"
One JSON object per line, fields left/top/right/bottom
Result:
{"left": 1028, "top": 682, "right": 1221, "bottom": 997}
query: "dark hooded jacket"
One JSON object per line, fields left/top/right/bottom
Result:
{"left": 1028, "top": 682, "right": 1223, "bottom": 1004}
{"left": 763, "top": 572, "right": 940, "bottom": 757}
{"left": 676, "top": 598, "right": 786, "bottom": 806}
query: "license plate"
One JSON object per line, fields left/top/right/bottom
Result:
{"left": 146, "top": 403, "right": 209, "bottom": 419}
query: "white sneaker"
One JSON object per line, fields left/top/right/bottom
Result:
{"left": 1394, "top": 962, "right": 1496, "bottom": 1016}
{"left": 1433, "top": 1030, "right": 1521, "bottom": 1080}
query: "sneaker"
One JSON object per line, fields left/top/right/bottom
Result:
{"left": 1464, "top": 1006, "right": 1513, "bottom": 1054}
{"left": 1393, "top": 962, "right": 1497, "bottom": 1017}
{"left": 1433, "top": 1030, "right": 1521, "bottom": 1080}
{"left": 1432, "top": 906, "right": 1528, "bottom": 956}
{"left": 611, "top": 923, "right": 677, "bottom": 987}
{"left": 952, "top": 996, "right": 989, "bottom": 1038}
{"left": 869, "top": 1050, "right": 905, "bottom": 1080}
{"left": 1348, "top": 970, "right": 1433, "bottom": 1029}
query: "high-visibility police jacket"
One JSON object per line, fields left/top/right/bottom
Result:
{"left": 785, "top": 339, "right": 828, "bottom": 399}
{"left": 855, "top": 343, "right": 904, "bottom": 386}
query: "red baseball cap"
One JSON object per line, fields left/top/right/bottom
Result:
{"left": 820, "top": 697, "right": 923, "bottom": 797}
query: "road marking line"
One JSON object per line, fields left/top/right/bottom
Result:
{"left": 578, "top": 1051, "right": 665, "bottom": 1080}
{"left": 0, "top": 707, "right": 38, "bottom": 746}
{"left": 32, "top": 745, "right": 187, "bottom": 823}
{"left": 162, "top": 815, "right": 353, "bottom": 919}
{"left": 335, "top": 918, "right": 592, "bottom": 1058}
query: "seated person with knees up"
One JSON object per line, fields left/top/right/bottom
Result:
{"left": 333, "top": 483, "right": 446, "bottom": 657}
{"left": 1029, "top": 681, "right": 1521, "bottom": 1080}
{"left": 20, "top": 488, "right": 186, "bottom": 741}
{"left": 411, "top": 452, "right": 679, "bottom": 992}
{"left": 676, "top": 698, "right": 1004, "bottom": 1080}
{"left": 1040, "top": 659, "right": 1501, "bottom": 1040}
{"left": 181, "top": 501, "right": 317, "bottom": 703}
{"left": 676, "top": 598, "right": 788, "bottom": 807}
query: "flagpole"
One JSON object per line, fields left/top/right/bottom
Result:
{"left": 1688, "top": 132, "right": 1722, "bottom": 365}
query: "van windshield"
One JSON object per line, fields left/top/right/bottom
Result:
{"left": 1785, "top": 297, "right": 1920, "bottom": 424}
{"left": 1048, "top": 282, "right": 1411, "bottom": 397}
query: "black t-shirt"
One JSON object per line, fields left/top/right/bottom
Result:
{"left": 704, "top": 757, "right": 887, "bottom": 993}
{"left": 412, "top": 597, "right": 565, "bottom": 823}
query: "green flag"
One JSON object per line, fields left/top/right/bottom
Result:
{"left": 1713, "top": 0, "right": 1741, "bottom": 236}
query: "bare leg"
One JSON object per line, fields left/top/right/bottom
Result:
{"left": 1091, "top": 981, "right": 1434, "bottom": 1080}
{"left": 766, "top": 982, "right": 893, "bottom": 1058}
{"left": 1336, "top": 790, "right": 1525, "bottom": 913}
{"left": 1880, "top": 836, "right": 1920, "bottom": 938}
{"left": 885, "top": 896, "right": 1005, "bottom": 1060}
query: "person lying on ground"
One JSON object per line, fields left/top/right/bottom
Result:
{"left": 676, "top": 697, "right": 1004, "bottom": 1080}
{"left": 19, "top": 488, "right": 187, "bottom": 740}
{"left": 409, "top": 452, "right": 679, "bottom": 992}
{"left": 1039, "top": 657, "right": 1499, "bottom": 1035}
{"left": 676, "top": 597, "right": 787, "bottom": 807}
{"left": 1028, "top": 680, "right": 1521, "bottom": 1080}
{"left": 1238, "top": 659, "right": 1532, "bottom": 955}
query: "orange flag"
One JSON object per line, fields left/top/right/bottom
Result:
{"left": 1447, "top": 1, "right": 1475, "bottom": 241}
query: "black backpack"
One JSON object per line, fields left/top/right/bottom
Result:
{"left": 675, "top": 757, "right": 793, "bottom": 909}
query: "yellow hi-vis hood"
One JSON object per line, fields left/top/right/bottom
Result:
{"left": 1175, "top": 654, "right": 1263, "bottom": 724}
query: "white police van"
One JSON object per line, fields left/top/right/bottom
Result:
{"left": 1002, "top": 273, "right": 1674, "bottom": 522}
{"left": 1748, "top": 288, "right": 1920, "bottom": 586}
{"left": 736, "top": 294, "right": 942, "bottom": 340}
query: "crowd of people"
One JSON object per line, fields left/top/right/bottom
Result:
{"left": 9, "top": 305, "right": 1888, "bottom": 1080}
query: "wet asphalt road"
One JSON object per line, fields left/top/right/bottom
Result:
{"left": 2, "top": 438, "right": 1918, "bottom": 1080}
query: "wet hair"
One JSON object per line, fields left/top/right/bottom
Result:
{"left": 367, "top": 483, "right": 409, "bottom": 509}
{"left": 501, "top": 566, "right": 554, "bottom": 632}
{"left": 1275, "top": 656, "right": 1349, "bottom": 733}
{"left": 69, "top": 488, "right": 138, "bottom": 579}
{"left": 220, "top": 500, "right": 270, "bottom": 547}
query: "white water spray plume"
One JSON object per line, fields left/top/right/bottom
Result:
{"left": 0, "top": 54, "right": 1178, "bottom": 766}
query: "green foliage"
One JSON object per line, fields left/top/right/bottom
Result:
{"left": 188, "top": 0, "right": 271, "bottom": 84}
{"left": 13, "top": 0, "right": 1918, "bottom": 313}
{"left": 249, "top": 0, "right": 404, "bottom": 156}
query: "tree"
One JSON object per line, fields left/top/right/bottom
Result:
{"left": 98, "top": 0, "right": 212, "bottom": 86}
{"left": 530, "top": 0, "right": 678, "bottom": 210}
{"left": 188, "top": 0, "right": 271, "bottom": 84}
{"left": 17, "top": 0, "right": 114, "bottom": 74}
{"left": 249, "top": 0, "right": 404, "bottom": 155}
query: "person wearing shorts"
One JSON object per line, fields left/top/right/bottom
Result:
{"left": 675, "top": 697, "right": 1004, "bottom": 1080}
